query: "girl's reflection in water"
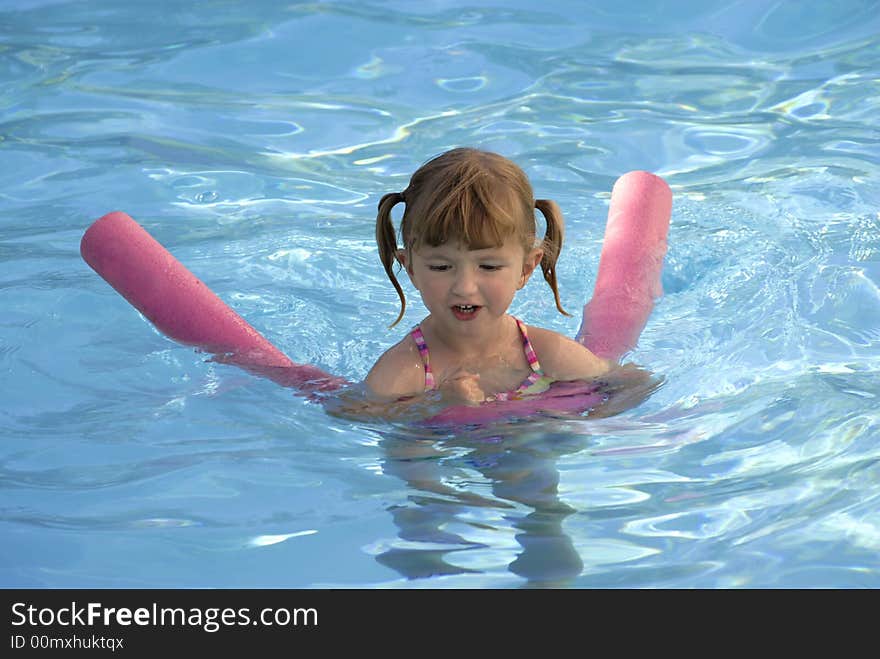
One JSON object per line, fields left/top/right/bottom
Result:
{"left": 349, "top": 371, "right": 659, "bottom": 586}
{"left": 375, "top": 424, "right": 589, "bottom": 587}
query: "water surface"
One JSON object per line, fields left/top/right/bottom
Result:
{"left": 1, "top": 0, "right": 879, "bottom": 587}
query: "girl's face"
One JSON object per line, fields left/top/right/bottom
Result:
{"left": 399, "top": 237, "right": 543, "bottom": 336}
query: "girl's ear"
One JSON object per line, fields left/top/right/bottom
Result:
{"left": 397, "top": 248, "right": 419, "bottom": 288}
{"left": 395, "top": 249, "right": 410, "bottom": 272}
{"left": 519, "top": 247, "right": 544, "bottom": 289}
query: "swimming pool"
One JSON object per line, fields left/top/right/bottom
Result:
{"left": 2, "top": 0, "right": 879, "bottom": 588}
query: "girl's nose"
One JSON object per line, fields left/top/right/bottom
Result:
{"left": 451, "top": 267, "right": 478, "bottom": 296}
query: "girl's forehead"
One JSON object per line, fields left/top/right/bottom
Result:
{"left": 415, "top": 239, "right": 523, "bottom": 256}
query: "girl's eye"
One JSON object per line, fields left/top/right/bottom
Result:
{"left": 480, "top": 264, "right": 502, "bottom": 271}
{"left": 428, "top": 265, "right": 450, "bottom": 272}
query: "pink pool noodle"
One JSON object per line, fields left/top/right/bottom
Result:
{"left": 80, "top": 170, "right": 670, "bottom": 424}
{"left": 577, "top": 171, "right": 672, "bottom": 360}
{"left": 80, "top": 211, "right": 344, "bottom": 393}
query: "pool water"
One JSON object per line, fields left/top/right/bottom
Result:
{"left": 2, "top": 0, "right": 879, "bottom": 588}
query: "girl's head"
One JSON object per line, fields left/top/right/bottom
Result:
{"left": 376, "top": 147, "right": 569, "bottom": 327}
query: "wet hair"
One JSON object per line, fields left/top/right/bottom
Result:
{"left": 376, "top": 147, "right": 569, "bottom": 327}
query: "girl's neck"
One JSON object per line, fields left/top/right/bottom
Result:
{"left": 421, "top": 313, "right": 518, "bottom": 360}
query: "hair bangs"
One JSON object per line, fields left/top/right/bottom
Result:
{"left": 407, "top": 169, "right": 524, "bottom": 251}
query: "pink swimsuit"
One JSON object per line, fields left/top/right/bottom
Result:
{"left": 410, "top": 317, "right": 552, "bottom": 401}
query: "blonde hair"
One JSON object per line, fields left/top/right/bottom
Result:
{"left": 376, "top": 147, "right": 569, "bottom": 327}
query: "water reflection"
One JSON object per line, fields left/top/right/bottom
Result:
{"left": 376, "top": 427, "right": 586, "bottom": 587}
{"left": 319, "top": 366, "right": 663, "bottom": 586}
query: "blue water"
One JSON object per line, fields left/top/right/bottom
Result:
{"left": 2, "top": 0, "right": 879, "bottom": 588}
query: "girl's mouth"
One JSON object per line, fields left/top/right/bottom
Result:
{"left": 451, "top": 304, "right": 480, "bottom": 320}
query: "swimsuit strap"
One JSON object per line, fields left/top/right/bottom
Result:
{"left": 411, "top": 318, "right": 543, "bottom": 397}
{"left": 513, "top": 317, "right": 543, "bottom": 376}
{"left": 490, "top": 318, "right": 547, "bottom": 402}
{"left": 410, "top": 325, "right": 436, "bottom": 391}
{"left": 511, "top": 317, "right": 544, "bottom": 393}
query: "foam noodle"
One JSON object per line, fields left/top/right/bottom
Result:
{"left": 577, "top": 171, "right": 672, "bottom": 360}
{"left": 81, "top": 171, "right": 670, "bottom": 424}
{"left": 80, "top": 212, "right": 344, "bottom": 393}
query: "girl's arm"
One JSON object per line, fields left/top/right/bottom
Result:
{"left": 325, "top": 342, "right": 428, "bottom": 421}
{"left": 324, "top": 338, "right": 489, "bottom": 421}
{"left": 364, "top": 337, "right": 426, "bottom": 401}
{"left": 526, "top": 326, "right": 614, "bottom": 381}
{"left": 365, "top": 336, "right": 489, "bottom": 406}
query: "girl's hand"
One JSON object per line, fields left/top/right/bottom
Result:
{"left": 440, "top": 369, "right": 486, "bottom": 406}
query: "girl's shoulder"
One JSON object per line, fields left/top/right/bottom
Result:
{"left": 365, "top": 331, "right": 426, "bottom": 400}
{"left": 524, "top": 323, "right": 612, "bottom": 381}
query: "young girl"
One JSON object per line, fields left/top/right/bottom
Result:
{"left": 366, "top": 147, "right": 612, "bottom": 407}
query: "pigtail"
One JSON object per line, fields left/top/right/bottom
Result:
{"left": 376, "top": 192, "right": 407, "bottom": 327}
{"left": 535, "top": 199, "right": 570, "bottom": 316}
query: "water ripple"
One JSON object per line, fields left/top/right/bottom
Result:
{"left": 2, "top": 0, "right": 880, "bottom": 588}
